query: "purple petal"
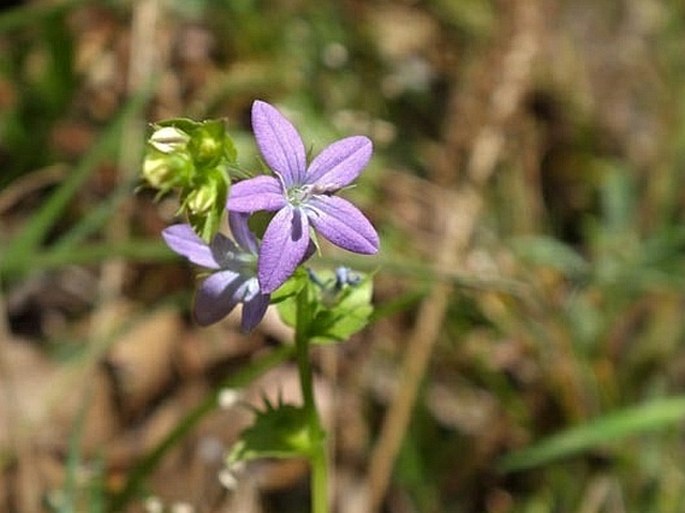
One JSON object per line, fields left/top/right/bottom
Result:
{"left": 306, "top": 196, "right": 379, "bottom": 254}
{"left": 258, "top": 206, "right": 311, "bottom": 293}
{"left": 252, "top": 100, "right": 306, "bottom": 186}
{"left": 228, "top": 175, "right": 287, "bottom": 213}
{"left": 162, "top": 224, "right": 219, "bottom": 269}
{"left": 229, "top": 212, "right": 259, "bottom": 255}
{"left": 306, "top": 136, "right": 373, "bottom": 188}
{"left": 193, "top": 270, "right": 245, "bottom": 326}
{"left": 241, "top": 291, "right": 270, "bottom": 332}
{"left": 209, "top": 233, "right": 243, "bottom": 269}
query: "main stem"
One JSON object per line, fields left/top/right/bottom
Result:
{"left": 295, "top": 288, "right": 329, "bottom": 513}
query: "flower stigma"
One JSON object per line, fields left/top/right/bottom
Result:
{"left": 287, "top": 184, "right": 313, "bottom": 206}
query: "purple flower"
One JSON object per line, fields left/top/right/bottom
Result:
{"left": 228, "top": 100, "right": 379, "bottom": 293}
{"left": 162, "top": 212, "right": 269, "bottom": 331}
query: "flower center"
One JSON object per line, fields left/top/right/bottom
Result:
{"left": 286, "top": 183, "right": 339, "bottom": 205}
{"left": 287, "top": 185, "right": 313, "bottom": 206}
{"left": 237, "top": 252, "right": 258, "bottom": 273}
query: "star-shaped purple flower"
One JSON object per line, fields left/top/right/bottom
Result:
{"left": 228, "top": 100, "right": 379, "bottom": 293}
{"left": 162, "top": 212, "right": 269, "bottom": 331}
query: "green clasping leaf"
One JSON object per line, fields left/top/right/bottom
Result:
{"left": 227, "top": 400, "right": 318, "bottom": 465}
{"left": 309, "top": 273, "right": 373, "bottom": 344}
{"left": 276, "top": 268, "right": 374, "bottom": 344}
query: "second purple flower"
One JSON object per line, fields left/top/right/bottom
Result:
{"left": 228, "top": 100, "right": 379, "bottom": 293}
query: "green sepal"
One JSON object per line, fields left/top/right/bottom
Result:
{"left": 153, "top": 117, "right": 202, "bottom": 133}
{"left": 189, "top": 119, "right": 236, "bottom": 167}
{"left": 226, "top": 399, "right": 319, "bottom": 465}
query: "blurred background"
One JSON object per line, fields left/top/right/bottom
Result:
{"left": 2, "top": 0, "right": 685, "bottom": 512}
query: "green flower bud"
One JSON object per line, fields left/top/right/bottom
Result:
{"left": 149, "top": 126, "right": 191, "bottom": 154}
{"left": 185, "top": 181, "right": 216, "bottom": 214}
{"left": 197, "top": 135, "right": 222, "bottom": 163}
{"left": 189, "top": 120, "right": 227, "bottom": 167}
{"left": 142, "top": 150, "right": 192, "bottom": 189}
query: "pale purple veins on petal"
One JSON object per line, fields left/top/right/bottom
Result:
{"left": 228, "top": 175, "right": 287, "bottom": 213}
{"left": 306, "top": 196, "right": 379, "bottom": 254}
{"left": 306, "top": 136, "right": 373, "bottom": 188}
{"left": 228, "top": 212, "right": 259, "bottom": 255}
{"left": 258, "top": 206, "right": 311, "bottom": 293}
{"left": 252, "top": 100, "right": 306, "bottom": 186}
{"left": 162, "top": 224, "right": 219, "bottom": 269}
{"left": 194, "top": 270, "right": 244, "bottom": 326}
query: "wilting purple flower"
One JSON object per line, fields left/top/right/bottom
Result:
{"left": 162, "top": 213, "right": 269, "bottom": 331}
{"left": 228, "top": 100, "right": 379, "bottom": 293}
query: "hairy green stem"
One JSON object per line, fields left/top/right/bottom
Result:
{"left": 295, "top": 287, "right": 328, "bottom": 513}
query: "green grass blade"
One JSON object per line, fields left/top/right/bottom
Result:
{"left": 319, "top": 253, "right": 526, "bottom": 296}
{"left": 88, "top": 455, "right": 106, "bottom": 513}
{"left": 50, "top": 179, "right": 138, "bottom": 253}
{"left": 1, "top": 90, "right": 149, "bottom": 274}
{"left": 58, "top": 390, "right": 91, "bottom": 513}
{"left": 498, "top": 396, "right": 685, "bottom": 473}
{"left": 0, "top": 240, "right": 174, "bottom": 277}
